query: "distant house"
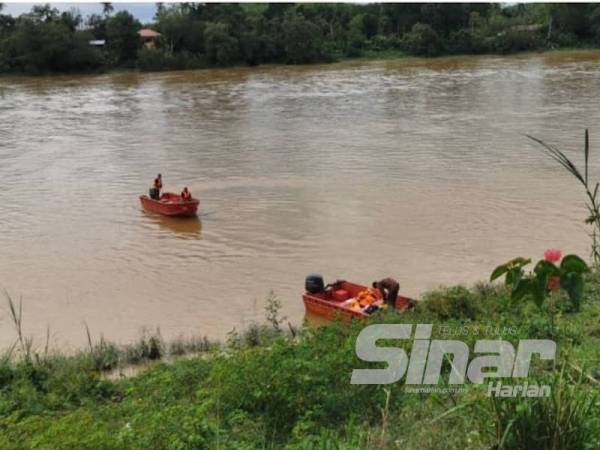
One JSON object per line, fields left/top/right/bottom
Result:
{"left": 88, "top": 40, "right": 106, "bottom": 47}
{"left": 138, "top": 28, "right": 162, "bottom": 48}
{"left": 497, "top": 23, "right": 543, "bottom": 38}
{"left": 510, "top": 24, "right": 543, "bottom": 33}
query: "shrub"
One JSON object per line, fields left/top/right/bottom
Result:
{"left": 106, "top": 11, "right": 141, "bottom": 65}
{"left": 64, "top": 31, "right": 104, "bottom": 71}
{"left": 204, "top": 22, "right": 239, "bottom": 66}
{"left": 402, "top": 23, "right": 444, "bottom": 56}
{"left": 119, "top": 328, "right": 164, "bottom": 364}
{"left": 136, "top": 47, "right": 168, "bottom": 71}
{"left": 447, "top": 29, "right": 492, "bottom": 55}
{"left": 168, "top": 335, "right": 213, "bottom": 356}
{"left": 137, "top": 48, "right": 206, "bottom": 71}
{"left": 492, "top": 30, "right": 543, "bottom": 54}
{"left": 487, "top": 369, "right": 600, "bottom": 449}
{"left": 282, "top": 13, "right": 327, "bottom": 64}
{"left": 491, "top": 253, "right": 589, "bottom": 311}
{"left": 552, "top": 32, "right": 580, "bottom": 48}
{"left": 364, "top": 35, "right": 401, "bottom": 53}
{"left": 204, "top": 324, "right": 401, "bottom": 440}
{"left": 420, "top": 286, "right": 480, "bottom": 320}
{"left": 346, "top": 14, "right": 366, "bottom": 57}
{"left": 87, "top": 338, "right": 120, "bottom": 371}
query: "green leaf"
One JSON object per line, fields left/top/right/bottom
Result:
{"left": 491, "top": 258, "right": 530, "bottom": 281}
{"left": 506, "top": 267, "right": 524, "bottom": 289}
{"left": 490, "top": 264, "right": 509, "bottom": 282}
{"left": 511, "top": 279, "right": 532, "bottom": 302}
{"left": 533, "top": 260, "right": 558, "bottom": 303}
{"left": 509, "top": 257, "right": 532, "bottom": 267}
{"left": 560, "top": 254, "right": 589, "bottom": 274}
{"left": 531, "top": 277, "right": 547, "bottom": 308}
{"left": 534, "top": 260, "right": 560, "bottom": 278}
{"left": 561, "top": 273, "right": 584, "bottom": 310}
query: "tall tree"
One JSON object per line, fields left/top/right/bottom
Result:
{"left": 31, "top": 4, "right": 60, "bottom": 22}
{"left": 204, "top": 21, "right": 239, "bottom": 65}
{"left": 102, "top": 2, "right": 114, "bottom": 18}
{"left": 154, "top": 3, "right": 165, "bottom": 21}
{"left": 106, "top": 10, "right": 140, "bottom": 64}
{"left": 282, "top": 12, "right": 325, "bottom": 64}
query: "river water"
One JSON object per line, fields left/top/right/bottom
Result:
{"left": 1, "top": 51, "right": 600, "bottom": 349}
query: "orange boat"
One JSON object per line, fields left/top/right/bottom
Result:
{"left": 140, "top": 192, "right": 199, "bottom": 217}
{"left": 303, "top": 275, "right": 413, "bottom": 323}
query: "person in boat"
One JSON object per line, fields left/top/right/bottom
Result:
{"left": 181, "top": 186, "right": 192, "bottom": 201}
{"left": 150, "top": 173, "right": 162, "bottom": 200}
{"left": 372, "top": 277, "right": 400, "bottom": 307}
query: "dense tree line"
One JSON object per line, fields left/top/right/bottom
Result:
{"left": 2, "top": 3, "right": 600, "bottom": 74}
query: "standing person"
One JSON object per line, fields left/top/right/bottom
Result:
{"left": 372, "top": 277, "right": 400, "bottom": 307}
{"left": 150, "top": 173, "right": 162, "bottom": 199}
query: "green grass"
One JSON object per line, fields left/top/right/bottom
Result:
{"left": 1, "top": 277, "right": 599, "bottom": 449}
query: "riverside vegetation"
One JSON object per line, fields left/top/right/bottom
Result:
{"left": 3, "top": 3, "right": 600, "bottom": 74}
{"left": 0, "top": 270, "right": 599, "bottom": 449}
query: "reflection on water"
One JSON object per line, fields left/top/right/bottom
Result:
{"left": 142, "top": 211, "right": 203, "bottom": 239}
{"left": 1, "top": 51, "right": 600, "bottom": 347}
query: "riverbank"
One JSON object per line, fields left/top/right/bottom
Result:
{"left": 344, "top": 45, "right": 600, "bottom": 63}
{"left": 2, "top": 46, "right": 600, "bottom": 81}
{"left": 1, "top": 275, "right": 599, "bottom": 449}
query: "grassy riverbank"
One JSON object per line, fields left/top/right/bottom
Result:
{"left": 1, "top": 275, "right": 599, "bottom": 449}
{"left": 3, "top": 47, "right": 600, "bottom": 85}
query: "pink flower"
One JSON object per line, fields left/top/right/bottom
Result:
{"left": 544, "top": 249, "right": 562, "bottom": 263}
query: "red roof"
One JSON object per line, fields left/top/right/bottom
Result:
{"left": 138, "top": 29, "right": 162, "bottom": 39}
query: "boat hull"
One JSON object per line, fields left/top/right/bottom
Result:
{"left": 140, "top": 193, "right": 199, "bottom": 217}
{"left": 303, "top": 281, "right": 412, "bottom": 323}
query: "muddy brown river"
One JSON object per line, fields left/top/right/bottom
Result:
{"left": 1, "top": 51, "right": 600, "bottom": 349}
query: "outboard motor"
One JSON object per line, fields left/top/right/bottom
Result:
{"left": 305, "top": 273, "right": 325, "bottom": 294}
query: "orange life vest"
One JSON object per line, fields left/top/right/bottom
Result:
{"left": 356, "top": 289, "right": 377, "bottom": 307}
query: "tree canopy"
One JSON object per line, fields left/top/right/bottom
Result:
{"left": 2, "top": 3, "right": 600, "bottom": 74}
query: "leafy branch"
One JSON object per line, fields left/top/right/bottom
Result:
{"left": 491, "top": 253, "right": 589, "bottom": 311}
{"left": 527, "top": 130, "right": 600, "bottom": 264}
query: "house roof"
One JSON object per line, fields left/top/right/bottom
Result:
{"left": 138, "top": 29, "right": 162, "bottom": 39}
{"left": 510, "top": 24, "right": 543, "bottom": 32}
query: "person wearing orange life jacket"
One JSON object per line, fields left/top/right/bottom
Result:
{"left": 372, "top": 277, "right": 400, "bottom": 307}
{"left": 181, "top": 186, "right": 192, "bottom": 201}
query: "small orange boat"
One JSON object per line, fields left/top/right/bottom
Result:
{"left": 140, "top": 192, "right": 199, "bottom": 217}
{"left": 303, "top": 275, "right": 413, "bottom": 323}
